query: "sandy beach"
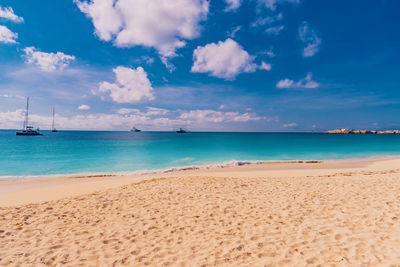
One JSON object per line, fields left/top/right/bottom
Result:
{"left": 1, "top": 157, "right": 400, "bottom": 266}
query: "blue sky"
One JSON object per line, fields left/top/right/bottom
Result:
{"left": 0, "top": 0, "right": 399, "bottom": 131}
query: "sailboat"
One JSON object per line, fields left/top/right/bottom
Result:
{"left": 16, "top": 97, "right": 42, "bottom": 136}
{"left": 51, "top": 106, "right": 58, "bottom": 132}
{"left": 131, "top": 126, "right": 141, "bottom": 132}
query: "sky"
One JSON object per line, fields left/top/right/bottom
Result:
{"left": 0, "top": 0, "right": 399, "bottom": 131}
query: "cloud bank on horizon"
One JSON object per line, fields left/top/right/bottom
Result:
{"left": 0, "top": 0, "right": 399, "bottom": 131}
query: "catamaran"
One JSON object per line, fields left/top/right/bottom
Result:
{"left": 51, "top": 106, "right": 58, "bottom": 132}
{"left": 16, "top": 97, "right": 42, "bottom": 136}
{"left": 131, "top": 126, "right": 141, "bottom": 132}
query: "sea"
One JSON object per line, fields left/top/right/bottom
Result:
{"left": 1, "top": 130, "right": 400, "bottom": 178}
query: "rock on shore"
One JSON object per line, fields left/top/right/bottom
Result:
{"left": 325, "top": 129, "right": 400, "bottom": 134}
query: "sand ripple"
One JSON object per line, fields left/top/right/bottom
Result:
{"left": 1, "top": 171, "right": 400, "bottom": 266}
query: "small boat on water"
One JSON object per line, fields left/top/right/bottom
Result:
{"left": 176, "top": 128, "right": 187, "bottom": 133}
{"left": 16, "top": 97, "right": 42, "bottom": 136}
{"left": 51, "top": 106, "right": 58, "bottom": 132}
{"left": 131, "top": 126, "right": 141, "bottom": 132}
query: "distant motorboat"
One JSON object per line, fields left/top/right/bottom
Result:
{"left": 176, "top": 128, "right": 187, "bottom": 133}
{"left": 51, "top": 106, "right": 58, "bottom": 132}
{"left": 131, "top": 126, "right": 141, "bottom": 132}
{"left": 16, "top": 97, "right": 42, "bottom": 136}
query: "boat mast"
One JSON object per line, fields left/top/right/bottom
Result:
{"left": 52, "top": 106, "right": 55, "bottom": 131}
{"left": 23, "top": 97, "right": 29, "bottom": 130}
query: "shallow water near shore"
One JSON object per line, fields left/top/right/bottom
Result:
{"left": 1, "top": 130, "right": 400, "bottom": 178}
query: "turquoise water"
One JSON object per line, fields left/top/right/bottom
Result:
{"left": 1, "top": 130, "right": 400, "bottom": 177}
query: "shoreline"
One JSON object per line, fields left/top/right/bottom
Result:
{"left": 1, "top": 153, "right": 399, "bottom": 180}
{"left": 1, "top": 155, "right": 399, "bottom": 206}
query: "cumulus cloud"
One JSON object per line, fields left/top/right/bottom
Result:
{"left": 191, "top": 39, "right": 270, "bottom": 80}
{"left": 96, "top": 66, "right": 154, "bottom": 103}
{"left": 224, "top": 0, "right": 241, "bottom": 11}
{"left": 179, "top": 109, "right": 269, "bottom": 123}
{"left": 75, "top": 0, "right": 209, "bottom": 67}
{"left": 257, "top": 0, "right": 300, "bottom": 11}
{"left": 78, "top": 104, "right": 91, "bottom": 110}
{"left": 23, "top": 47, "right": 75, "bottom": 71}
{"left": 0, "top": 25, "right": 17, "bottom": 43}
{"left": 299, "top": 21, "right": 321, "bottom": 57}
{"left": 276, "top": 73, "right": 319, "bottom": 89}
{"left": 0, "top": 6, "right": 24, "bottom": 23}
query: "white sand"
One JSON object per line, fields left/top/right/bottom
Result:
{"left": 0, "top": 157, "right": 400, "bottom": 266}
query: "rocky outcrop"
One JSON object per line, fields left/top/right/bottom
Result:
{"left": 325, "top": 129, "right": 400, "bottom": 134}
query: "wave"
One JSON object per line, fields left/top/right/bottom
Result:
{"left": 0, "top": 159, "right": 268, "bottom": 180}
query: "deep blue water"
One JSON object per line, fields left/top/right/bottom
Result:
{"left": 1, "top": 130, "right": 400, "bottom": 177}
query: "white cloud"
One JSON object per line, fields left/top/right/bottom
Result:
{"left": 257, "top": 0, "right": 300, "bottom": 11}
{"left": 117, "top": 107, "right": 168, "bottom": 116}
{"left": 299, "top": 21, "right": 321, "bottom": 57}
{"left": 23, "top": 47, "right": 75, "bottom": 71}
{"left": 266, "top": 50, "right": 276, "bottom": 58}
{"left": 78, "top": 104, "right": 91, "bottom": 110}
{"left": 259, "top": 49, "right": 276, "bottom": 58}
{"left": 75, "top": 0, "right": 209, "bottom": 67}
{"left": 133, "top": 55, "right": 155, "bottom": 66}
{"left": 191, "top": 39, "right": 269, "bottom": 80}
{"left": 0, "top": 6, "right": 24, "bottom": 23}
{"left": 251, "top": 13, "right": 283, "bottom": 28}
{"left": 265, "top": 25, "right": 285, "bottom": 35}
{"left": 0, "top": 107, "right": 274, "bottom": 131}
{"left": 96, "top": 66, "right": 154, "bottom": 103}
{"left": 277, "top": 79, "right": 294, "bottom": 88}
{"left": 0, "top": 109, "right": 185, "bottom": 131}
{"left": 142, "top": 56, "right": 154, "bottom": 65}
{"left": 227, "top": 26, "right": 241, "bottom": 38}
{"left": 283, "top": 122, "right": 297, "bottom": 128}
{"left": 259, "top": 61, "right": 272, "bottom": 71}
{"left": 179, "top": 109, "right": 269, "bottom": 123}
{"left": 117, "top": 108, "right": 140, "bottom": 115}
{"left": 0, "top": 25, "right": 17, "bottom": 44}
{"left": 276, "top": 73, "right": 319, "bottom": 89}
{"left": 224, "top": 0, "right": 241, "bottom": 11}
{"left": 145, "top": 107, "right": 169, "bottom": 116}
{"left": 74, "top": 0, "right": 122, "bottom": 41}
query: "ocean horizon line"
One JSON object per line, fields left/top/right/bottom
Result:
{"left": 2, "top": 129, "right": 399, "bottom": 133}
